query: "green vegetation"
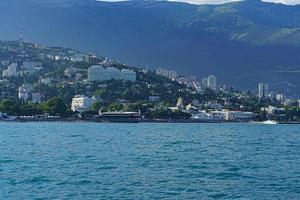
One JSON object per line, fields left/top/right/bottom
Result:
{"left": 42, "top": 97, "right": 67, "bottom": 116}
{"left": 0, "top": 97, "right": 68, "bottom": 117}
{"left": 146, "top": 109, "right": 191, "bottom": 120}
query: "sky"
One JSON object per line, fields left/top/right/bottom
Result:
{"left": 99, "top": 0, "right": 300, "bottom": 5}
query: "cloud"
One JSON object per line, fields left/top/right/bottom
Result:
{"left": 263, "top": 0, "right": 300, "bottom": 4}
{"left": 167, "top": 0, "right": 242, "bottom": 4}
{"left": 99, "top": 0, "right": 300, "bottom": 5}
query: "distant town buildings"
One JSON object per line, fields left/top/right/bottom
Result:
{"left": 222, "top": 110, "right": 255, "bottom": 121}
{"left": 2, "top": 63, "right": 18, "bottom": 77}
{"left": 261, "top": 106, "right": 285, "bottom": 115}
{"left": 18, "top": 84, "right": 33, "bottom": 102}
{"left": 39, "top": 77, "right": 52, "bottom": 85}
{"left": 191, "top": 110, "right": 255, "bottom": 121}
{"left": 148, "top": 95, "right": 160, "bottom": 102}
{"left": 258, "top": 83, "right": 269, "bottom": 99}
{"left": 176, "top": 97, "right": 184, "bottom": 108}
{"left": 19, "top": 61, "right": 43, "bottom": 76}
{"left": 202, "top": 78, "right": 208, "bottom": 86}
{"left": 1, "top": 60, "right": 10, "bottom": 67}
{"left": 70, "top": 53, "right": 85, "bottom": 62}
{"left": 276, "top": 94, "right": 284, "bottom": 102}
{"left": 71, "top": 95, "right": 97, "bottom": 112}
{"left": 202, "top": 75, "right": 217, "bottom": 90}
{"left": 65, "top": 67, "right": 80, "bottom": 77}
{"left": 88, "top": 65, "right": 136, "bottom": 82}
{"left": 21, "top": 61, "right": 42, "bottom": 70}
{"left": 85, "top": 55, "right": 102, "bottom": 64}
{"left": 31, "top": 92, "right": 43, "bottom": 103}
{"left": 1, "top": 40, "right": 300, "bottom": 122}
{"left": 207, "top": 75, "right": 217, "bottom": 90}
{"left": 156, "top": 68, "right": 178, "bottom": 80}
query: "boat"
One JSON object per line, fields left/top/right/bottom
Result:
{"left": 252, "top": 120, "right": 279, "bottom": 125}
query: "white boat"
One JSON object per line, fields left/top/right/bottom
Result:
{"left": 252, "top": 120, "right": 279, "bottom": 125}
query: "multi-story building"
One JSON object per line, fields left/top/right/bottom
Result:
{"left": 258, "top": 83, "right": 269, "bottom": 99}
{"left": 207, "top": 75, "right": 217, "bottom": 90}
{"left": 85, "top": 55, "right": 102, "bottom": 64}
{"left": 2, "top": 63, "right": 18, "bottom": 77}
{"left": 71, "top": 95, "right": 97, "bottom": 112}
{"left": 202, "top": 78, "right": 208, "bottom": 86}
{"left": 88, "top": 65, "right": 136, "bottom": 82}
{"left": 156, "top": 68, "right": 178, "bottom": 80}
{"left": 276, "top": 94, "right": 284, "bottom": 102}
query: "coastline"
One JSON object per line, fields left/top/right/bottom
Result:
{"left": 1, "top": 118, "right": 299, "bottom": 124}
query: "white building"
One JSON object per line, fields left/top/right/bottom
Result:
{"left": 88, "top": 65, "right": 136, "bottom": 82}
{"left": 70, "top": 54, "right": 85, "bottom": 62}
{"left": 2, "top": 63, "right": 18, "bottom": 77}
{"left": 192, "top": 111, "right": 214, "bottom": 121}
{"left": 207, "top": 75, "right": 217, "bottom": 90}
{"left": 205, "top": 101, "right": 223, "bottom": 110}
{"left": 71, "top": 95, "right": 97, "bottom": 112}
{"left": 39, "top": 77, "right": 52, "bottom": 85}
{"left": 261, "top": 106, "right": 285, "bottom": 115}
{"left": 18, "top": 84, "right": 33, "bottom": 102}
{"left": 222, "top": 110, "right": 255, "bottom": 121}
{"left": 156, "top": 68, "right": 178, "bottom": 80}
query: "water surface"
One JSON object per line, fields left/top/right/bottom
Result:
{"left": 0, "top": 123, "right": 299, "bottom": 199}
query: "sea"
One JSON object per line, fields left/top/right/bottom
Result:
{"left": 0, "top": 122, "right": 299, "bottom": 199}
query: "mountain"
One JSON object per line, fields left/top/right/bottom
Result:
{"left": 0, "top": 0, "right": 300, "bottom": 95}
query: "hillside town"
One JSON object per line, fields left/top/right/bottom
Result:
{"left": 0, "top": 40, "right": 299, "bottom": 123}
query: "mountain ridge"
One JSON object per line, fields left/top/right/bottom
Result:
{"left": 0, "top": 0, "right": 300, "bottom": 95}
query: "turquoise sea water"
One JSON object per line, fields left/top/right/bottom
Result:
{"left": 0, "top": 122, "right": 299, "bottom": 199}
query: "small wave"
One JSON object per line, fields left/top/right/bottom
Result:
{"left": 0, "top": 159, "right": 16, "bottom": 164}
{"left": 96, "top": 166, "right": 118, "bottom": 171}
{"left": 75, "top": 180, "right": 92, "bottom": 185}
{"left": 213, "top": 172, "right": 242, "bottom": 180}
{"left": 21, "top": 176, "right": 52, "bottom": 184}
{"left": 209, "top": 192, "right": 227, "bottom": 199}
{"left": 66, "top": 134, "right": 82, "bottom": 138}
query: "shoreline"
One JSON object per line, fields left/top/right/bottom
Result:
{"left": 1, "top": 118, "right": 299, "bottom": 124}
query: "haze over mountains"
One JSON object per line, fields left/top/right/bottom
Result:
{"left": 1, "top": 0, "right": 300, "bottom": 94}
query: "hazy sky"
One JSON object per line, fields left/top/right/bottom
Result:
{"left": 99, "top": 0, "right": 300, "bottom": 5}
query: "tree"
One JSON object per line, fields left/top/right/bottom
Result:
{"left": 42, "top": 97, "right": 67, "bottom": 116}
{"left": 108, "top": 102, "right": 124, "bottom": 111}
{"left": 0, "top": 100, "right": 18, "bottom": 115}
{"left": 19, "top": 103, "right": 43, "bottom": 116}
{"left": 92, "top": 102, "right": 102, "bottom": 111}
{"left": 95, "top": 89, "right": 106, "bottom": 97}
